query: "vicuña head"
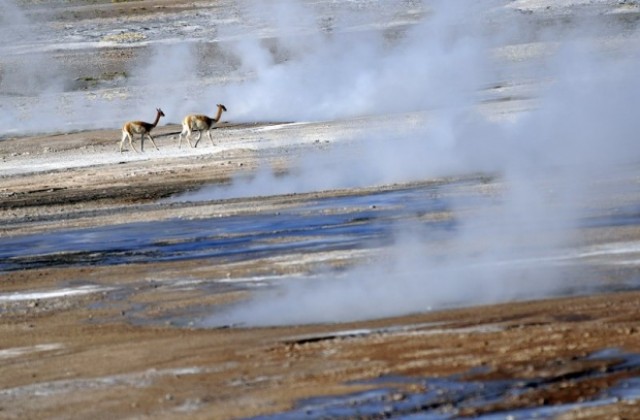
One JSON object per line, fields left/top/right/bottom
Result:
{"left": 178, "top": 103, "right": 228, "bottom": 149}
{"left": 120, "top": 107, "right": 165, "bottom": 153}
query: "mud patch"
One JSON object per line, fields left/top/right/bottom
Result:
{"left": 252, "top": 349, "right": 640, "bottom": 419}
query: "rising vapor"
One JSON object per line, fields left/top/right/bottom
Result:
{"left": 203, "top": 0, "right": 640, "bottom": 327}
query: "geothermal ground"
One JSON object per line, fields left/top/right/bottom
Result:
{"left": 3, "top": 0, "right": 640, "bottom": 419}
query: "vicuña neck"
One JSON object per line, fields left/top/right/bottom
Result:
{"left": 152, "top": 111, "right": 162, "bottom": 128}
{"left": 214, "top": 106, "right": 223, "bottom": 122}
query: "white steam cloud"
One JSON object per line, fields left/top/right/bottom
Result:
{"left": 214, "top": 0, "right": 493, "bottom": 121}
{"left": 0, "top": 1, "right": 67, "bottom": 96}
{"left": 202, "top": 0, "right": 640, "bottom": 326}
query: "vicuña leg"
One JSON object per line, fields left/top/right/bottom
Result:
{"left": 186, "top": 128, "right": 195, "bottom": 148}
{"left": 120, "top": 132, "right": 127, "bottom": 153}
{"left": 193, "top": 131, "right": 203, "bottom": 148}
{"left": 121, "top": 131, "right": 139, "bottom": 153}
{"left": 178, "top": 129, "right": 185, "bottom": 149}
{"left": 179, "top": 127, "right": 195, "bottom": 149}
{"left": 130, "top": 133, "right": 139, "bottom": 153}
{"left": 146, "top": 133, "right": 160, "bottom": 151}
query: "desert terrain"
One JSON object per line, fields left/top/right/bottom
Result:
{"left": 3, "top": 0, "right": 640, "bottom": 419}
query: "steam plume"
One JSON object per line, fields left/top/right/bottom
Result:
{"left": 204, "top": 0, "right": 640, "bottom": 326}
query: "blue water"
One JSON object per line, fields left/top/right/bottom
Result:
{"left": 249, "top": 349, "right": 640, "bottom": 419}
{"left": 4, "top": 179, "right": 638, "bottom": 273}
{"left": 0, "top": 184, "right": 460, "bottom": 272}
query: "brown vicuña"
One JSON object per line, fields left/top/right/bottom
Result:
{"left": 179, "top": 104, "right": 227, "bottom": 149}
{"left": 120, "top": 108, "right": 165, "bottom": 153}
